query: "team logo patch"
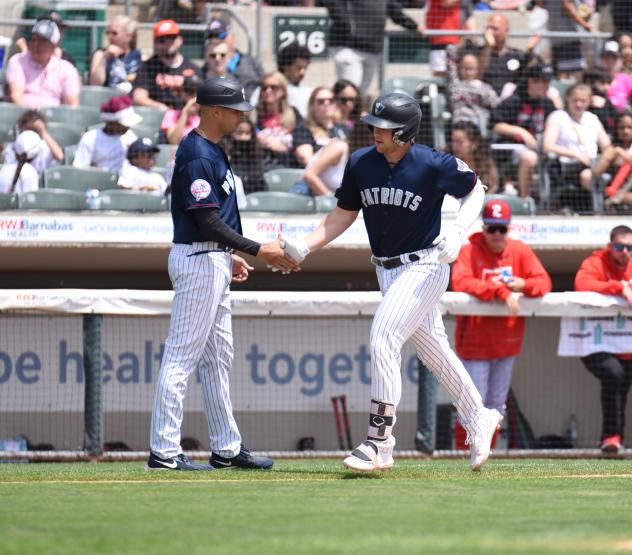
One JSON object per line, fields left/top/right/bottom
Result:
{"left": 374, "top": 101, "right": 385, "bottom": 115}
{"left": 190, "top": 179, "right": 212, "bottom": 201}
{"left": 455, "top": 157, "right": 473, "bottom": 173}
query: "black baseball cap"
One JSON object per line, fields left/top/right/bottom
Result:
{"left": 207, "top": 18, "right": 231, "bottom": 40}
{"left": 196, "top": 76, "right": 253, "bottom": 111}
{"left": 127, "top": 137, "right": 160, "bottom": 159}
{"left": 525, "top": 62, "right": 555, "bottom": 81}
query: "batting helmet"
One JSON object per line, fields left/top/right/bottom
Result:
{"left": 361, "top": 92, "right": 421, "bottom": 145}
{"left": 196, "top": 76, "right": 254, "bottom": 112}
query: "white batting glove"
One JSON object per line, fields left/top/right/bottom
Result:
{"left": 281, "top": 237, "right": 310, "bottom": 263}
{"left": 434, "top": 225, "right": 465, "bottom": 264}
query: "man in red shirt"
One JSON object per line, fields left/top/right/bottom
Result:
{"left": 575, "top": 225, "right": 632, "bottom": 454}
{"left": 451, "top": 199, "right": 551, "bottom": 448}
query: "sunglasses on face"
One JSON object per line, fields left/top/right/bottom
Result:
{"left": 262, "top": 84, "right": 280, "bottom": 92}
{"left": 337, "top": 96, "right": 357, "bottom": 104}
{"left": 485, "top": 225, "right": 508, "bottom": 235}
{"left": 315, "top": 97, "right": 334, "bottom": 105}
{"left": 209, "top": 52, "right": 227, "bottom": 59}
{"left": 612, "top": 243, "right": 632, "bottom": 252}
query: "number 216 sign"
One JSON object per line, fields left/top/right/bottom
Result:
{"left": 274, "top": 16, "right": 329, "bottom": 60}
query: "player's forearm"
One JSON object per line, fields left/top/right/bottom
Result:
{"left": 304, "top": 207, "right": 358, "bottom": 252}
{"left": 194, "top": 208, "right": 260, "bottom": 256}
{"left": 454, "top": 180, "right": 485, "bottom": 233}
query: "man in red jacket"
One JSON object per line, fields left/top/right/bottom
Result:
{"left": 575, "top": 224, "right": 632, "bottom": 454}
{"left": 451, "top": 199, "right": 552, "bottom": 448}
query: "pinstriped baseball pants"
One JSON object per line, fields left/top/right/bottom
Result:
{"left": 371, "top": 247, "right": 483, "bottom": 425}
{"left": 150, "top": 242, "right": 242, "bottom": 459}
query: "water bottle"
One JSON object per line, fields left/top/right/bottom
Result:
{"left": 85, "top": 189, "right": 101, "bottom": 210}
{"left": 567, "top": 415, "right": 578, "bottom": 448}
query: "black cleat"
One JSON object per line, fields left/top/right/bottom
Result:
{"left": 210, "top": 444, "right": 273, "bottom": 470}
{"left": 146, "top": 452, "right": 214, "bottom": 471}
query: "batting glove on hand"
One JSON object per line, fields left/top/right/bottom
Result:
{"left": 434, "top": 225, "right": 465, "bottom": 264}
{"left": 281, "top": 237, "right": 310, "bottom": 263}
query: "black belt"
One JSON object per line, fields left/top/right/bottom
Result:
{"left": 186, "top": 244, "right": 233, "bottom": 256}
{"left": 373, "top": 253, "right": 420, "bottom": 270}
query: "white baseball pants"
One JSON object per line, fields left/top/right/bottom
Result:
{"left": 463, "top": 357, "right": 516, "bottom": 415}
{"left": 150, "top": 242, "right": 242, "bottom": 459}
{"left": 371, "top": 248, "right": 483, "bottom": 425}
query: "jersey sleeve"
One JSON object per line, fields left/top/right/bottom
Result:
{"left": 180, "top": 157, "right": 222, "bottom": 210}
{"left": 334, "top": 158, "right": 362, "bottom": 210}
{"left": 433, "top": 150, "right": 477, "bottom": 198}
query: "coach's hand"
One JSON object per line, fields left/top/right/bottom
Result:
{"left": 231, "top": 255, "right": 254, "bottom": 283}
{"left": 258, "top": 235, "right": 301, "bottom": 273}
{"left": 434, "top": 225, "right": 465, "bottom": 264}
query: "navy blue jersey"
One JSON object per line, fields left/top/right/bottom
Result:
{"left": 171, "top": 131, "right": 241, "bottom": 244}
{"left": 335, "top": 144, "right": 477, "bottom": 257}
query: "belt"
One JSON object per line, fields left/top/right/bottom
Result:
{"left": 181, "top": 241, "right": 233, "bottom": 256}
{"left": 372, "top": 253, "right": 420, "bottom": 270}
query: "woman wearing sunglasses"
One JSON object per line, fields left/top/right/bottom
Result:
{"left": 575, "top": 225, "right": 632, "bottom": 454}
{"left": 450, "top": 199, "right": 552, "bottom": 449}
{"left": 332, "top": 79, "right": 361, "bottom": 137}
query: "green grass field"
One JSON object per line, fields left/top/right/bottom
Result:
{"left": 1, "top": 459, "right": 631, "bottom": 555}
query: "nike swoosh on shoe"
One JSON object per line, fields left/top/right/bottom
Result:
{"left": 155, "top": 459, "right": 178, "bottom": 469}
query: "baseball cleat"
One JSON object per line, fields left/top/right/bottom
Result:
{"left": 210, "top": 444, "right": 273, "bottom": 470}
{"left": 146, "top": 452, "right": 214, "bottom": 471}
{"left": 468, "top": 408, "right": 503, "bottom": 471}
{"left": 343, "top": 436, "right": 395, "bottom": 472}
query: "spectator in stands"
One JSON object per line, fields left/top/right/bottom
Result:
{"left": 583, "top": 67, "right": 619, "bottom": 138}
{"left": 162, "top": 75, "right": 201, "bottom": 145}
{"left": 73, "top": 96, "right": 141, "bottom": 173}
{"left": 450, "top": 121, "right": 499, "bottom": 194}
{"left": 275, "top": 41, "right": 313, "bottom": 119}
{"left": 202, "top": 39, "right": 230, "bottom": 80}
{"left": 3, "top": 110, "right": 63, "bottom": 172}
{"left": 619, "top": 32, "right": 632, "bottom": 76}
{"left": 206, "top": 17, "right": 263, "bottom": 100}
{"left": 597, "top": 112, "right": 632, "bottom": 209}
{"left": 542, "top": 83, "right": 613, "bottom": 212}
{"left": 5, "top": 19, "right": 80, "bottom": 109}
{"left": 132, "top": 20, "right": 201, "bottom": 111}
{"left": 544, "top": 0, "right": 592, "bottom": 78}
{"left": 575, "top": 225, "right": 632, "bottom": 454}
{"left": 476, "top": 13, "right": 539, "bottom": 98}
{"left": 15, "top": 11, "right": 76, "bottom": 67}
{"left": 332, "top": 79, "right": 362, "bottom": 137}
{"left": 306, "top": 87, "right": 347, "bottom": 150}
{"left": 423, "top": 0, "right": 470, "bottom": 79}
{"left": 252, "top": 71, "right": 314, "bottom": 172}
{"left": 451, "top": 199, "right": 552, "bottom": 451}
{"left": 221, "top": 119, "right": 265, "bottom": 194}
{"left": 491, "top": 63, "right": 557, "bottom": 199}
{"left": 0, "top": 130, "right": 43, "bottom": 194}
{"left": 321, "top": 0, "right": 423, "bottom": 92}
{"left": 88, "top": 15, "right": 141, "bottom": 94}
{"left": 446, "top": 47, "right": 500, "bottom": 131}
{"left": 600, "top": 40, "right": 632, "bottom": 113}
{"left": 117, "top": 137, "right": 168, "bottom": 195}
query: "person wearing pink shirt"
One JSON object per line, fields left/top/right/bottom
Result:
{"left": 601, "top": 40, "right": 632, "bottom": 113}
{"left": 5, "top": 19, "right": 80, "bottom": 109}
{"left": 161, "top": 75, "right": 201, "bottom": 145}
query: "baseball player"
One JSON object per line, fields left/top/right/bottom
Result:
{"left": 283, "top": 92, "right": 502, "bottom": 472}
{"left": 147, "top": 76, "right": 299, "bottom": 471}
{"left": 451, "top": 199, "right": 551, "bottom": 450}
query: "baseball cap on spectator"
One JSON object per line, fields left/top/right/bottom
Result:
{"left": 100, "top": 95, "right": 143, "bottom": 128}
{"left": 32, "top": 19, "right": 61, "bottom": 45}
{"left": 127, "top": 137, "right": 160, "bottom": 160}
{"left": 38, "top": 11, "right": 66, "bottom": 30}
{"left": 524, "top": 62, "right": 554, "bottom": 81}
{"left": 14, "top": 130, "right": 43, "bottom": 160}
{"left": 601, "top": 40, "right": 622, "bottom": 58}
{"left": 154, "top": 19, "right": 180, "bottom": 39}
{"left": 482, "top": 199, "right": 512, "bottom": 225}
{"left": 207, "top": 18, "right": 231, "bottom": 40}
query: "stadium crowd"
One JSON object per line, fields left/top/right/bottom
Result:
{"left": 0, "top": 1, "right": 630, "bottom": 213}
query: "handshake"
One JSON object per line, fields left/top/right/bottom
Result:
{"left": 262, "top": 234, "right": 310, "bottom": 274}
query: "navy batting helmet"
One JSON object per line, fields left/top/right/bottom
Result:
{"left": 196, "top": 76, "right": 254, "bottom": 112}
{"left": 361, "top": 92, "right": 421, "bottom": 145}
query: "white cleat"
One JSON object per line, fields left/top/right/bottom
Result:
{"left": 469, "top": 408, "right": 503, "bottom": 472}
{"left": 343, "top": 436, "right": 396, "bottom": 472}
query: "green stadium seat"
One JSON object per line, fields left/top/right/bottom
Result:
{"left": 44, "top": 166, "right": 118, "bottom": 192}
{"left": 484, "top": 194, "right": 536, "bottom": 216}
{"left": 95, "top": 189, "right": 168, "bottom": 212}
{"left": 314, "top": 195, "right": 338, "bottom": 213}
{"left": 46, "top": 122, "right": 85, "bottom": 148}
{"left": 133, "top": 106, "right": 167, "bottom": 130}
{"left": 155, "top": 143, "right": 177, "bottom": 168}
{"left": 39, "top": 105, "right": 102, "bottom": 129}
{"left": 18, "top": 189, "right": 89, "bottom": 210}
{"left": 0, "top": 191, "right": 18, "bottom": 209}
{"left": 242, "top": 192, "right": 315, "bottom": 214}
{"left": 79, "top": 86, "right": 122, "bottom": 108}
{"left": 64, "top": 144, "right": 78, "bottom": 165}
{"left": 133, "top": 124, "right": 161, "bottom": 144}
{"left": 0, "top": 102, "right": 26, "bottom": 130}
{"left": 263, "top": 168, "right": 304, "bottom": 192}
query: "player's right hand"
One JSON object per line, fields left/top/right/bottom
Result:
{"left": 258, "top": 235, "right": 301, "bottom": 273}
{"left": 281, "top": 237, "right": 310, "bottom": 263}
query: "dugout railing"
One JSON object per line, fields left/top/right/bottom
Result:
{"left": 0, "top": 289, "right": 630, "bottom": 461}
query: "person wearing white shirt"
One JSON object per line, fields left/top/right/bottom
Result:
{"left": 0, "top": 130, "right": 43, "bottom": 194}
{"left": 117, "top": 137, "right": 168, "bottom": 195}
